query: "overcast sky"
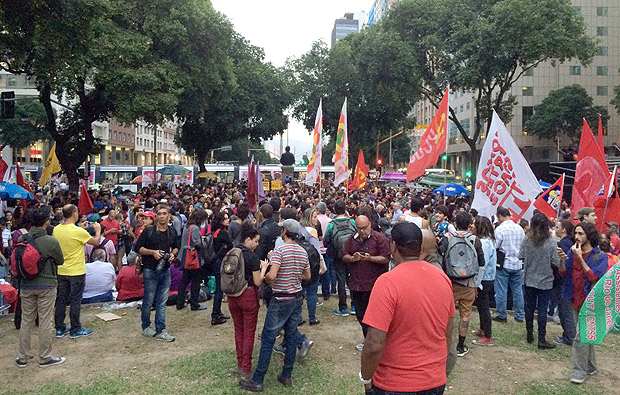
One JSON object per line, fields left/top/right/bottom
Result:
{"left": 210, "top": 0, "right": 369, "bottom": 157}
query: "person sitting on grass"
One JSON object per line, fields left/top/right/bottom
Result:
{"left": 82, "top": 248, "right": 116, "bottom": 304}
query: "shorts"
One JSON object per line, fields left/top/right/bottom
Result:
{"left": 452, "top": 283, "right": 476, "bottom": 321}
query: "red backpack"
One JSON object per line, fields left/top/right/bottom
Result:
{"left": 11, "top": 238, "right": 45, "bottom": 280}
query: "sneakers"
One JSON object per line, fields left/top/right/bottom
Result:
{"left": 143, "top": 326, "right": 157, "bottom": 337}
{"left": 211, "top": 316, "right": 228, "bottom": 325}
{"left": 309, "top": 320, "right": 320, "bottom": 326}
{"left": 472, "top": 337, "right": 495, "bottom": 346}
{"left": 14, "top": 358, "right": 27, "bottom": 368}
{"left": 333, "top": 308, "right": 349, "bottom": 317}
{"left": 273, "top": 343, "right": 286, "bottom": 355}
{"left": 39, "top": 357, "right": 66, "bottom": 368}
{"left": 456, "top": 345, "right": 469, "bottom": 357}
{"left": 351, "top": 306, "right": 356, "bottom": 315}
{"left": 298, "top": 338, "right": 314, "bottom": 360}
{"left": 316, "top": 300, "right": 324, "bottom": 306}
{"left": 553, "top": 336, "right": 573, "bottom": 346}
{"left": 154, "top": 330, "right": 176, "bottom": 342}
{"left": 55, "top": 328, "right": 70, "bottom": 338}
{"left": 355, "top": 343, "right": 364, "bottom": 352}
{"left": 69, "top": 328, "right": 92, "bottom": 339}
{"left": 570, "top": 373, "right": 587, "bottom": 384}
{"left": 538, "top": 340, "right": 556, "bottom": 349}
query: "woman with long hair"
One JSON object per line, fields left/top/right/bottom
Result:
{"left": 519, "top": 212, "right": 559, "bottom": 349}
{"left": 300, "top": 207, "right": 325, "bottom": 325}
{"left": 177, "top": 208, "right": 209, "bottom": 311}
{"left": 228, "top": 222, "right": 269, "bottom": 380}
{"left": 472, "top": 216, "right": 497, "bottom": 346}
{"left": 210, "top": 210, "right": 233, "bottom": 325}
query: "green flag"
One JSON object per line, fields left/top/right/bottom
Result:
{"left": 579, "top": 262, "right": 620, "bottom": 344}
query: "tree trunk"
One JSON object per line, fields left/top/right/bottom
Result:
{"left": 197, "top": 151, "right": 207, "bottom": 173}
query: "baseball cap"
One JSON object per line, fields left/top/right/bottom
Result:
{"left": 143, "top": 211, "right": 155, "bottom": 219}
{"left": 391, "top": 222, "right": 422, "bottom": 256}
{"left": 278, "top": 218, "right": 300, "bottom": 234}
{"left": 606, "top": 221, "right": 618, "bottom": 229}
{"left": 574, "top": 207, "right": 594, "bottom": 220}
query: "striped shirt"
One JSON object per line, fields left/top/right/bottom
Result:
{"left": 270, "top": 242, "right": 309, "bottom": 299}
{"left": 494, "top": 220, "right": 525, "bottom": 271}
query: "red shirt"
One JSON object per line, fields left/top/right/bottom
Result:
{"left": 101, "top": 218, "right": 121, "bottom": 245}
{"left": 363, "top": 261, "right": 456, "bottom": 392}
{"left": 115, "top": 266, "right": 144, "bottom": 301}
{"left": 611, "top": 234, "right": 620, "bottom": 256}
{"left": 571, "top": 251, "right": 599, "bottom": 310}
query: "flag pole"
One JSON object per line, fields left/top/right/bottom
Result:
{"left": 601, "top": 197, "right": 611, "bottom": 233}
{"left": 600, "top": 167, "right": 617, "bottom": 232}
{"left": 443, "top": 155, "right": 447, "bottom": 205}
{"left": 556, "top": 173, "right": 564, "bottom": 219}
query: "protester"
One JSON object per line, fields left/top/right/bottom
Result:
{"left": 229, "top": 222, "right": 269, "bottom": 380}
{"left": 15, "top": 207, "right": 66, "bottom": 368}
{"left": 323, "top": 200, "right": 356, "bottom": 316}
{"left": 53, "top": 204, "right": 101, "bottom": 339}
{"left": 316, "top": 202, "right": 335, "bottom": 300}
{"left": 403, "top": 197, "right": 430, "bottom": 229}
{"left": 115, "top": 265, "right": 144, "bottom": 301}
{"left": 604, "top": 222, "right": 620, "bottom": 256}
{"left": 552, "top": 218, "right": 576, "bottom": 346}
{"left": 239, "top": 219, "right": 311, "bottom": 391}
{"left": 494, "top": 206, "right": 526, "bottom": 323}
{"left": 361, "top": 222, "right": 455, "bottom": 394}
{"left": 560, "top": 222, "right": 608, "bottom": 384}
{"left": 598, "top": 233, "right": 619, "bottom": 271}
{"left": 439, "top": 211, "right": 485, "bottom": 357}
{"left": 519, "top": 213, "right": 559, "bottom": 349}
{"left": 211, "top": 210, "right": 233, "bottom": 325}
{"left": 255, "top": 203, "right": 279, "bottom": 261}
{"left": 472, "top": 216, "right": 496, "bottom": 346}
{"left": 177, "top": 208, "right": 208, "bottom": 311}
{"left": 100, "top": 209, "right": 122, "bottom": 271}
{"left": 82, "top": 248, "right": 116, "bottom": 304}
{"left": 573, "top": 207, "right": 597, "bottom": 225}
{"left": 134, "top": 204, "right": 179, "bottom": 342}
{"left": 341, "top": 215, "right": 390, "bottom": 351}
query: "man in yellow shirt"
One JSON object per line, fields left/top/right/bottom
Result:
{"left": 53, "top": 204, "right": 101, "bottom": 339}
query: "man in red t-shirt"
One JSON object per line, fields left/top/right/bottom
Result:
{"left": 606, "top": 222, "right": 620, "bottom": 255}
{"left": 361, "top": 222, "right": 455, "bottom": 394}
{"left": 101, "top": 209, "right": 122, "bottom": 270}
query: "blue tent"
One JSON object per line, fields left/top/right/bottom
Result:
{"left": 434, "top": 183, "right": 470, "bottom": 197}
{"left": 0, "top": 182, "right": 34, "bottom": 200}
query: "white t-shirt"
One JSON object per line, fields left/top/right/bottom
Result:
{"left": 404, "top": 215, "right": 424, "bottom": 228}
{"left": 84, "top": 261, "right": 116, "bottom": 298}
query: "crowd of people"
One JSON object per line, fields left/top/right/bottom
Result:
{"left": 0, "top": 179, "right": 615, "bottom": 392}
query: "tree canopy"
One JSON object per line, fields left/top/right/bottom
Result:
{"left": 0, "top": 99, "right": 50, "bottom": 149}
{"left": 526, "top": 84, "right": 608, "bottom": 145}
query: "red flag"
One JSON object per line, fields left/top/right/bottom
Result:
{"left": 533, "top": 174, "right": 564, "bottom": 219}
{"left": 78, "top": 182, "right": 93, "bottom": 215}
{"left": 247, "top": 158, "right": 257, "bottom": 211}
{"left": 0, "top": 158, "right": 8, "bottom": 180}
{"left": 597, "top": 114, "right": 604, "bottom": 155}
{"left": 571, "top": 119, "right": 609, "bottom": 225}
{"left": 15, "top": 163, "right": 33, "bottom": 194}
{"left": 594, "top": 166, "right": 619, "bottom": 231}
{"left": 407, "top": 88, "right": 449, "bottom": 182}
{"left": 348, "top": 150, "right": 370, "bottom": 191}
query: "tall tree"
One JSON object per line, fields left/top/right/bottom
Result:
{"left": 384, "top": 0, "right": 596, "bottom": 170}
{"left": 526, "top": 84, "right": 608, "bottom": 145}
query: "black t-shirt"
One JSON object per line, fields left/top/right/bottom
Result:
{"left": 134, "top": 225, "right": 179, "bottom": 270}
{"left": 239, "top": 245, "right": 261, "bottom": 287}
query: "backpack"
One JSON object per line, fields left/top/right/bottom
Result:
{"left": 296, "top": 234, "right": 321, "bottom": 285}
{"left": 201, "top": 232, "right": 215, "bottom": 265}
{"left": 220, "top": 248, "right": 247, "bottom": 297}
{"left": 10, "top": 237, "right": 45, "bottom": 280}
{"left": 330, "top": 219, "right": 356, "bottom": 259}
{"left": 444, "top": 232, "right": 479, "bottom": 279}
{"left": 89, "top": 238, "right": 111, "bottom": 263}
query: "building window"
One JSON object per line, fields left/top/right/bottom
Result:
{"left": 522, "top": 86, "right": 533, "bottom": 96}
{"left": 597, "top": 7, "right": 608, "bottom": 16}
{"left": 459, "top": 104, "right": 463, "bottom": 112}
{"left": 596, "top": 27, "right": 608, "bottom": 36}
{"left": 524, "top": 68, "right": 534, "bottom": 76}
{"left": 597, "top": 66, "right": 608, "bottom": 76}
{"left": 597, "top": 46, "right": 608, "bottom": 56}
{"left": 522, "top": 106, "right": 534, "bottom": 126}
{"left": 597, "top": 86, "right": 608, "bottom": 96}
{"left": 569, "top": 66, "right": 581, "bottom": 75}
{"left": 466, "top": 102, "right": 470, "bottom": 110}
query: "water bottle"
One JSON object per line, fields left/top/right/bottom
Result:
{"left": 208, "top": 276, "right": 216, "bottom": 294}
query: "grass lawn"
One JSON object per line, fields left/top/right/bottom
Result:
{"left": 1, "top": 295, "right": 618, "bottom": 394}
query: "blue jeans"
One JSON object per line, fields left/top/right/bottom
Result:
{"left": 303, "top": 281, "right": 319, "bottom": 322}
{"left": 494, "top": 267, "right": 524, "bottom": 320}
{"left": 320, "top": 254, "right": 336, "bottom": 296}
{"left": 141, "top": 268, "right": 171, "bottom": 334}
{"left": 524, "top": 286, "right": 551, "bottom": 341}
{"left": 82, "top": 290, "right": 114, "bottom": 304}
{"left": 252, "top": 295, "right": 303, "bottom": 384}
{"left": 551, "top": 277, "right": 575, "bottom": 342}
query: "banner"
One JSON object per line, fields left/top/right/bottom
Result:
{"left": 348, "top": 150, "right": 370, "bottom": 191}
{"left": 579, "top": 262, "right": 620, "bottom": 345}
{"left": 333, "top": 98, "right": 349, "bottom": 187}
{"left": 572, "top": 119, "right": 609, "bottom": 225}
{"left": 305, "top": 99, "right": 323, "bottom": 186}
{"left": 406, "top": 88, "right": 449, "bottom": 182}
{"left": 471, "top": 110, "right": 542, "bottom": 220}
{"left": 533, "top": 174, "right": 564, "bottom": 219}
{"left": 39, "top": 142, "right": 62, "bottom": 186}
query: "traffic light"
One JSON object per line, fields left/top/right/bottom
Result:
{"left": 441, "top": 154, "right": 447, "bottom": 161}
{"left": 465, "top": 170, "right": 472, "bottom": 178}
{"left": 376, "top": 158, "right": 383, "bottom": 166}
{"left": 1, "top": 91, "right": 15, "bottom": 119}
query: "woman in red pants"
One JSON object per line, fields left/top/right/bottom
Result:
{"left": 228, "top": 222, "right": 269, "bottom": 379}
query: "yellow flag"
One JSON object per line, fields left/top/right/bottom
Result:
{"left": 39, "top": 142, "right": 62, "bottom": 186}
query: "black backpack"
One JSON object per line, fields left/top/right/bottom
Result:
{"left": 296, "top": 234, "right": 321, "bottom": 285}
{"left": 330, "top": 219, "right": 356, "bottom": 259}
{"left": 89, "top": 238, "right": 111, "bottom": 262}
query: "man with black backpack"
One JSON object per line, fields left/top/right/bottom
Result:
{"left": 323, "top": 200, "right": 356, "bottom": 316}
{"left": 342, "top": 215, "right": 390, "bottom": 352}
{"left": 438, "top": 211, "right": 485, "bottom": 357}
{"left": 15, "top": 207, "right": 66, "bottom": 368}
